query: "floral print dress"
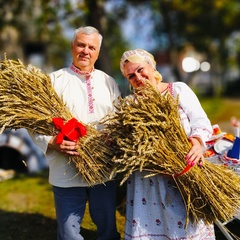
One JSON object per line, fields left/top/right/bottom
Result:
{"left": 124, "top": 172, "right": 215, "bottom": 240}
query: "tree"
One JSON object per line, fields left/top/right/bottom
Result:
{"left": 119, "top": 0, "right": 240, "bottom": 95}
{"left": 0, "top": 0, "right": 70, "bottom": 70}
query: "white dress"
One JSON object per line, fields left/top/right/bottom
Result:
{"left": 124, "top": 82, "right": 215, "bottom": 240}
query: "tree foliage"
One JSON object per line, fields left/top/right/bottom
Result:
{"left": 0, "top": 0, "right": 71, "bottom": 70}
{"left": 0, "top": 0, "right": 130, "bottom": 75}
{"left": 124, "top": 0, "right": 240, "bottom": 53}
{"left": 120, "top": 0, "right": 240, "bottom": 96}
{"left": 1, "top": 0, "right": 240, "bottom": 87}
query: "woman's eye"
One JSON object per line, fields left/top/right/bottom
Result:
{"left": 128, "top": 74, "right": 135, "bottom": 80}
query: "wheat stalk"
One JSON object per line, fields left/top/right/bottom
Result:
{"left": 0, "top": 55, "right": 114, "bottom": 185}
{"left": 102, "top": 83, "right": 240, "bottom": 226}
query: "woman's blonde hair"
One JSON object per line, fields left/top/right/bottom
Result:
{"left": 120, "top": 49, "right": 162, "bottom": 82}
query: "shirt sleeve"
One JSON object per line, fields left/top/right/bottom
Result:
{"left": 109, "top": 76, "right": 121, "bottom": 108}
{"left": 172, "top": 82, "right": 213, "bottom": 147}
{"left": 28, "top": 131, "right": 56, "bottom": 160}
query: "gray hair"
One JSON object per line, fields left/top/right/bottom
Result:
{"left": 72, "top": 26, "right": 103, "bottom": 48}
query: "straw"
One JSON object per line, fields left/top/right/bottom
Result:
{"left": 102, "top": 83, "right": 240, "bottom": 227}
{"left": 0, "top": 55, "right": 114, "bottom": 185}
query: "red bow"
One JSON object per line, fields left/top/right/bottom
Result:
{"left": 52, "top": 117, "right": 87, "bottom": 144}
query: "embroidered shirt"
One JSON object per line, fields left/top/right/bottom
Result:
{"left": 29, "top": 66, "right": 120, "bottom": 187}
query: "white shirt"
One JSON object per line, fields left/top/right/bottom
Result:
{"left": 29, "top": 65, "right": 121, "bottom": 187}
{"left": 169, "top": 82, "right": 213, "bottom": 146}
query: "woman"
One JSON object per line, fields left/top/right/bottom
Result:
{"left": 120, "top": 49, "right": 215, "bottom": 239}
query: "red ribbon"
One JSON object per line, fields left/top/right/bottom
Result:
{"left": 173, "top": 164, "right": 192, "bottom": 178}
{"left": 163, "top": 164, "right": 192, "bottom": 178}
{"left": 52, "top": 117, "right": 87, "bottom": 144}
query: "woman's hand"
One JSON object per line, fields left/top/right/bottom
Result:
{"left": 48, "top": 136, "right": 79, "bottom": 156}
{"left": 186, "top": 137, "right": 204, "bottom": 166}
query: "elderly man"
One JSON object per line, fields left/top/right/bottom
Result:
{"left": 30, "top": 26, "right": 121, "bottom": 240}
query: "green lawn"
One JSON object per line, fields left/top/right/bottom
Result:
{"left": 0, "top": 97, "right": 240, "bottom": 239}
{"left": 201, "top": 97, "right": 240, "bottom": 131}
{"left": 0, "top": 171, "right": 126, "bottom": 240}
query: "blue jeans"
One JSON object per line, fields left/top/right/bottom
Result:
{"left": 52, "top": 181, "right": 120, "bottom": 240}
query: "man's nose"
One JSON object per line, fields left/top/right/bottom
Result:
{"left": 82, "top": 46, "right": 89, "bottom": 53}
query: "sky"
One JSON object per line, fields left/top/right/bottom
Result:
{"left": 106, "top": 0, "right": 158, "bottom": 51}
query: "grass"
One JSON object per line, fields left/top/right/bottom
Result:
{"left": 201, "top": 97, "right": 240, "bottom": 131}
{"left": 0, "top": 172, "right": 57, "bottom": 239}
{"left": 0, "top": 97, "right": 240, "bottom": 239}
{"left": 0, "top": 171, "right": 126, "bottom": 240}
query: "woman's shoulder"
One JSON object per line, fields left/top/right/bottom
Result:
{"left": 172, "top": 81, "right": 189, "bottom": 88}
{"left": 171, "top": 81, "right": 192, "bottom": 93}
{"left": 166, "top": 82, "right": 196, "bottom": 100}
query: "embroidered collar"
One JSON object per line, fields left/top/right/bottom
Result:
{"left": 70, "top": 63, "right": 94, "bottom": 77}
{"left": 70, "top": 63, "right": 95, "bottom": 114}
{"left": 168, "top": 82, "right": 173, "bottom": 96}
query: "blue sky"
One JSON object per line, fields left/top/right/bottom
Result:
{"left": 106, "top": 0, "right": 158, "bottom": 51}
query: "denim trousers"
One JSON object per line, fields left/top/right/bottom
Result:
{"left": 52, "top": 181, "right": 120, "bottom": 240}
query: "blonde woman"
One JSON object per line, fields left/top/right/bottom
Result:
{"left": 120, "top": 49, "right": 214, "bottom": 239}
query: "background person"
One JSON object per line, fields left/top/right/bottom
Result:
{"left": 30, "top": 26, "right": 121, "bottom": 240}
{"left": 120, "top": 49, "right": 214, "bottom": 239}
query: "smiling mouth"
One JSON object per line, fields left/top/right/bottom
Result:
{"left": 137, "top": 82, "right": 145, "bottom": 87}
{"left": 79, "top": 55, "right": 89, "bottom": 61}
{"left": 138, "top": 79, "right": 147, "bottom": 85}
{"left": 80, "top": 57, "right": 88, "bottom": 61}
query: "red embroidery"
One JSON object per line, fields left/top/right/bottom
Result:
{"left": 70, "top": 64, "right": 95, "bottom": 114}
{"left": 85, "top": 75, "right": 94, "bottom": 114}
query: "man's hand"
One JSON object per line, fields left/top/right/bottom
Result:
{"left": 48, "top": 136, "right": 79, "bottom": 156}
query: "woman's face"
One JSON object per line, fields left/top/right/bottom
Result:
{"left": 123, "top": 61, "right": 156, "bottom": 89}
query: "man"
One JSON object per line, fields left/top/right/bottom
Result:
{"left": 30, "top": 26, "right": 121, "bottom": 240}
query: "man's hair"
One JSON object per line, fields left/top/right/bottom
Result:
{"left": 72, "top": 26, "right": 103, "bottom": 48}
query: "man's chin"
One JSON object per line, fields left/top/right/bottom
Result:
{"left": 78, "top": 61, "right": 89, "bottom": 67}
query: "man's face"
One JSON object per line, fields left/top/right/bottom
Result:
{"left": 71, "top": 32, "right": 100, "bottom": 72}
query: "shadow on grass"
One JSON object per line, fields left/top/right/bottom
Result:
{"left": 0, "top": 210, "right": 57, "bottom": 240}
{"left": 0, "top": 210, "right": 99, "bottom": 240}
